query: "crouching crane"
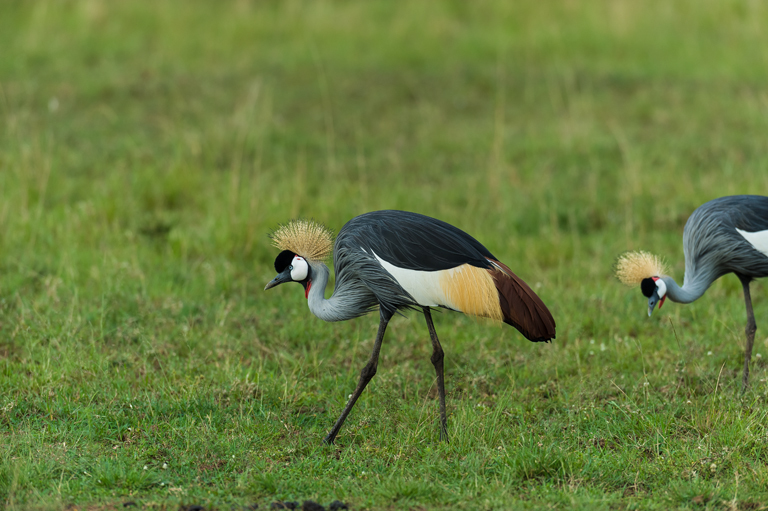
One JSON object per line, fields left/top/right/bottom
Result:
{"left": 616, "top": 195, "right": 768, "bottom": 390}
{"left": 265, "top": 210, "right": 556, "bottom": 444}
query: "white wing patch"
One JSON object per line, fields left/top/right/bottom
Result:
{"left": 373, "top": 252, "right": 450, "bottom": 308}
{"left": 372, "top": 252, "right": 504, "bottom": 320}
{"left": 736, "top": 228, "right": 768, "bottom": 258}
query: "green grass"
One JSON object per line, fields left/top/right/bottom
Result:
{"left": 3, "top": 0, "right": 768, "bottom": 509}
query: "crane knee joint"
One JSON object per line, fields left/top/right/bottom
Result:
{"left": 360, "top": 363, "right": 377, "bottom": 381}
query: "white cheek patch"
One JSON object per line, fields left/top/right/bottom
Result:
{"left": 290, "top": 256, "right": 308, "bottom": 281}
{"left": 656, "top": 278, "right": 667, "bottom": 299}
{"left": 736, "top": 228, "right": 768, "bottom": 258}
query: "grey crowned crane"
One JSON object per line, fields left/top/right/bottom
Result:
{"left": 616, "top": 195, "right": 768, "bottom": 390}
{"left": 265, "top": 210, "right": 556, "bottom": 444}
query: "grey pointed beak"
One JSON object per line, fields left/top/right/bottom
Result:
{"left": 264, "top": 271, "right": 291, "bottom": 291}
{"left": 647, "top": 291, "right": 660, "bottom": 317}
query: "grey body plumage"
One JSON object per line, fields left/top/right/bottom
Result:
{"left": 621, "top": 195, "right": 768, "bottom": 389}
{"left": 304, "top": 255, "right": 406, "bottom": 323}
{"left": 301, "top": 214, "right": 432, "bottom": 323}
{"left": 266, "top": 210, "right": 556, "bottom": 443}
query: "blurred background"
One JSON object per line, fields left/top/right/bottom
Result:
{"left": 3, "top": 0, "right": 768, "bottom": 349}
{"left": 4, "top": 1, "right": 767, "bottom": 271}
{"left": 2, "top": 0, "right": 768, "bottom": 507}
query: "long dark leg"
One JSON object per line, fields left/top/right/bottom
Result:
{"left": 423, "top": 308, "right": 448, "bottom": 442}
{"left": 324, "top": 308, "right": 393, "bottom": 445}
{"left": 739, "top": 274, "right": 757, "bottom": 392}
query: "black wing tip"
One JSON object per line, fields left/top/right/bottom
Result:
{"left": 527, "top": 335, "right": 555, "bottom": 343}
{"left": 502, "top": 319, "right": 555, "bottom": 343}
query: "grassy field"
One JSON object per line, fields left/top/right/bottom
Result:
{"left": 3, "top": 0, "right": 768, "bottom": 509}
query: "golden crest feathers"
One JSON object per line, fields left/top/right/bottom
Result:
{"left": 615, "top": 251, "right": 668, "bottom": 286}
{"left": 269, "top": 219, "right": 334, "bottom": 261}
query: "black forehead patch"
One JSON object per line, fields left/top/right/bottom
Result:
{"left": 640, "top": 277, "right": 656, "bottom": 298}
{"left": 274, "top": 250, "right": 296, "bottom": 272}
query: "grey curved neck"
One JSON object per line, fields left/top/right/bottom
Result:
{"left": 306, "top": 261, "right": 356, "bottom": 322}
{"left": 660, "top": 275, "right": 710, "bottom": 304}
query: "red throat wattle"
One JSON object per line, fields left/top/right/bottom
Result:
{"left": 305, "top": 280, "right": 312, "bottom": 299}
{"left": 651, "top": 277, "right": 666, "bottom": 308}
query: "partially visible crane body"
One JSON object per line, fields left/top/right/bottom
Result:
{"left": 616, "top": 195, "right": 768, "bottom": 389}
{"left": 265, "top": 210, "right": 556, "bottom": 444}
